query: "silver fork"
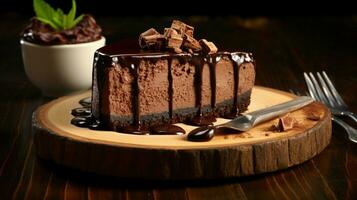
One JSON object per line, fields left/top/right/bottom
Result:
{"left": 307, "top": 71, "right": 356, "bottom": 122}
{"left": 303, "top": 72, "right": 357, "bottom": 142}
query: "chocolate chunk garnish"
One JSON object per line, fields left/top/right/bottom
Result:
{"left": 138, "top": 28, "right": 165, "bottom": 49}
{"left": 137, "top": 20, "right": 217, "bottom": 54}
{"left": 164, "top": 28, "right": 180, "bottom": 38}
{"left": 167, "top": 37, "right": 183, "bottom": 49}
{"left": 171, "top": 20, "right": 194, "bottom": 37}
{"left": 200, "top": 39, "right": 218, "bottom": 54}
{"left": 21, "top": 15, "right": 102, "bottom": 45}
{"left": 278, "top": 115, "right": 297, "bottom": 132}
{"left": 167, "top": 36, "right": 183, "bottom": 49}
{"left": 182, "top": 33, "right": 201, "bottom": 51}
{"left": 164, "top": 28, "right": 184, "bottom": 49}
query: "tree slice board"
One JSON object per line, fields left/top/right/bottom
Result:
{"left": 32, "top": 86, "right": 331, "bottom": 180}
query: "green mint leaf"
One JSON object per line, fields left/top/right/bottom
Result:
{"left": 36, "top": 17, "right": 61, "bottom": 30}
{"left": 71, "top": 14, "right": 84, "bottom": 28}
{"left": 33, "top": 0, "right": 48, "bottom": 19}
{"left": 33, "top": 0, "right": 83, "bottom": 30}
{"left": 52, "top": 8, "right": 64, "bottom": 28}
{"left": 34, "top": 0, "right": 55, "bottom": 23}
{"left": 64, "top": 15, "right": 70, "bottom": 29}
{"left": 67, "top": 0, "right": 76, "bottom": 23}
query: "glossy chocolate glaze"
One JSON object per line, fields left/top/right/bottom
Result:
{"left": 208, "top": 56, "right": 218, "bottom": 110}
{"left": 168, "top": 58, "right": 174, "bottom": 120}
{"left": 131, "top": 61, "right": 142, "bottom": 133}
{"left": 187, "top": 126, "right": 215, "bottom": 142}
{"left": 71, "top": 117, "right": 88, "bottom": 127}
{"left": 79, "top": 97, "right": 91, "bottom": 107}
{"left": 71, "top": 107, "right": 91, "bottom": 117}
{"left": 187, "top": 125, "right": 245, "bottom": 142}
{"left": 150, "top": 124, "right": 185, "bottom": 135}
{"left": 73, "top": 42, "right": 254, "bottom": 139}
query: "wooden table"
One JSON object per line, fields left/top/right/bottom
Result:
{"left": 0, "top": 15, "right": 356, "bottom": 199}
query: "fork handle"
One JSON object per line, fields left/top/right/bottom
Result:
{"left": 332, "top": 116, "right": 357, "bottom": 143}
{"left": 345, "top": 112, "right": 357, "bottom": 123}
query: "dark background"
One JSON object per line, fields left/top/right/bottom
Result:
{"left": 2, "top": 0, "right": 357, "bottom": 17}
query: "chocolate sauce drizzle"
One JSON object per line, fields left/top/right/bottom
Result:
{"left": 74, "top": 49, "right": 253, "bottom": 140}
{"left": 185, "top": 56, "right": 218, "bottom": 126}
{"left": 222, "top": 55, "right": 240, "bottom": 119}
{"left": 208, "top": 56, "right": 218, "bottom": 110}
{"left": 185, "top": 57, "right": 214, "bottom": 126}
{"left": 168, "top": 58, "right": 173, "bottom": 120}
{"left": 131, "top": 63, "right": 140, "bottom": 125}
{"left": 194, "top": 57, "right": 204, "bottom": 117}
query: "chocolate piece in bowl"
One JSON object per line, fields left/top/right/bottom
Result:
{"left": 90, "top": 20, "right": 256, "bottom": 134}
{"left": 22, "top": 15, "right": 102, "bottom": 45}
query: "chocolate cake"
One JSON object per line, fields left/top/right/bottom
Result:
{"left": 89, "top": 20, "right": 256, "bottom": 134}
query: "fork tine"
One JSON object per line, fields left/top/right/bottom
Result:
{"left": 317, "top": 72, "right": 337, "bottom": 108}
{"left": 308, "top": 72, "right": 330, "bottom": 106}
{"left": 304, "top": 72, "right": 318, "bottom": 100}
{"left": 322, "top": 71, "right": 348, "bottom": 108}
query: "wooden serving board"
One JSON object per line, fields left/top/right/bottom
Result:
{"left": 32, "top": 86, "right": 331, "bottom": 180}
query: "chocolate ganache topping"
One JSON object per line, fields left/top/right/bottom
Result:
{"left": 21, "top": 15, "right": 102, "bottom": 45}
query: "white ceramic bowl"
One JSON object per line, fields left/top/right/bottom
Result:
{"left": 21, "top": 37, "right": 105, "bottom": 97}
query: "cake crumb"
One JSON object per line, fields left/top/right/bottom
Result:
{"left": 278, "top": 114, "right": 298, "bottom": 132}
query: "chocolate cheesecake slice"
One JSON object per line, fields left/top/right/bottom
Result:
{"left": 92, "top": 44, "right": 255, "bottom": 132}
{"left": 90, "top": 20, "right": 256, "bottom": 134}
